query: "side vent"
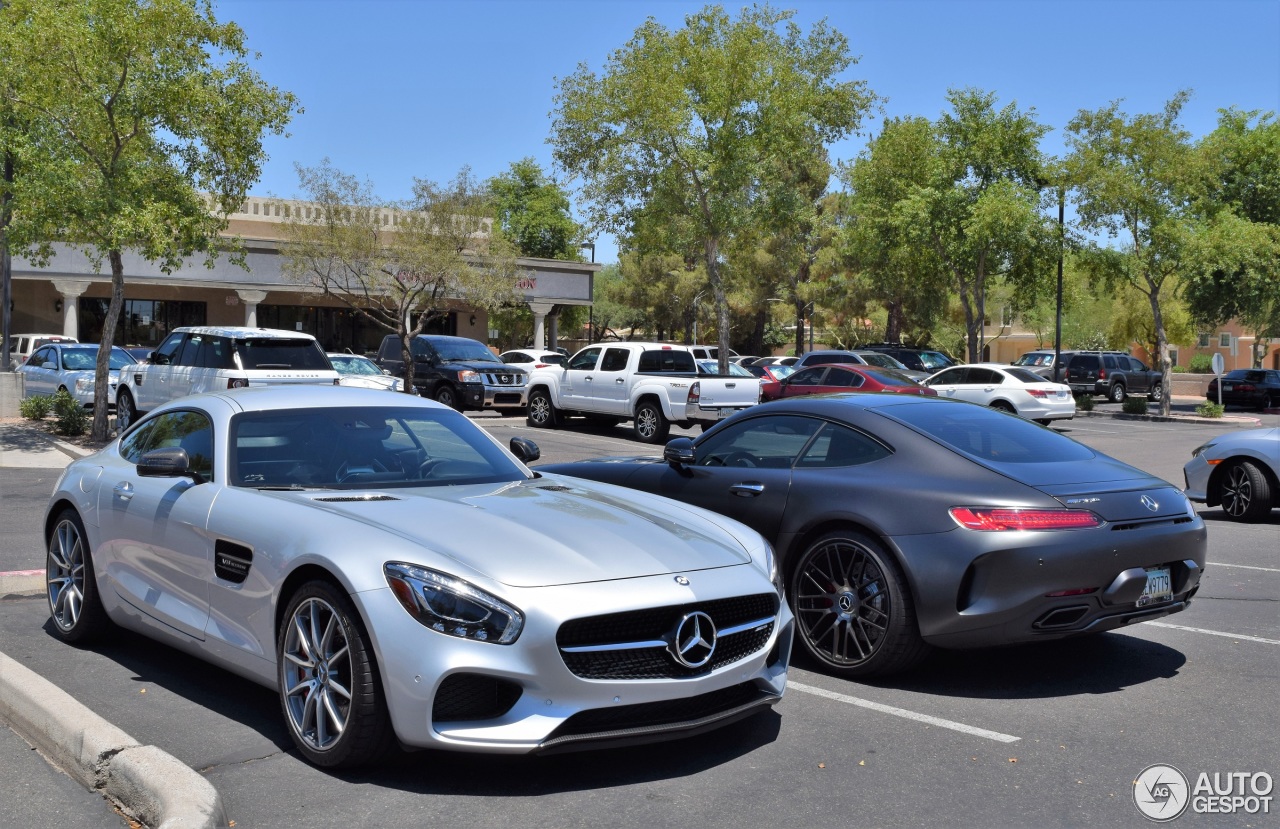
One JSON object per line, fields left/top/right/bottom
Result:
{"left": 214, "top": 540, "right": 253, "bottom": 584}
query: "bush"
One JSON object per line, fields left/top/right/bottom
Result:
{"left": 1172, "top": 365, "right": 1186, "bottom": 373}
{"left": 19, "top": 395, "right": 53, "bottom": 420}
{"left": 1196, "top": 401, "right": 1225, "bottom": 418}
{"left": 1122, "top": 397, "right": 1148, "bottom": 415}
{"left": 1074, "top": 393, "right": 1095, "bottom": 412}
{"left": 51, "top": 389, "right": 90, "bottom": 436}
{"left": 1188, "top": 354, "right": 1213, "bottom": 374}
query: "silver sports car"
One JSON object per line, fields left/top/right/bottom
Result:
{"left": 44, "top": 386, "right": 791, "bottom": 768}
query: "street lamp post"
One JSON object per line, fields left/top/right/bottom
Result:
{"left": 1053, "top": 187, "right": 1064, "bottom": 382}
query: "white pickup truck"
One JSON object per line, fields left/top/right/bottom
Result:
{"left": 525, "top": 343, "right": 760, "bottom": 443}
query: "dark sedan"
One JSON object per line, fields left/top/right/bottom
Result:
{"left": 537, "top": 394, "right": 1207, "bottom": 678}
{"left": 1206, "top": 369, "right": 1280, "bottom": 411}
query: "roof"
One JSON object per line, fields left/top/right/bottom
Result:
{"left": 174, "top": 326, "right": 318, "bottom": 340}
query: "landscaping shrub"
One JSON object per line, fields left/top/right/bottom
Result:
{"left": 19, "top": 394, "right": 53, "bottom": 420}
{"left": 1188, "top": 354, "right": 1213, "bottom": 374}
{"left": 1196, "top": 401, "right": 1225, "bottom": 418}
{"left": 1122, "top": 397, "right": 1148, "bottom": 415}
{"left": 51, "top": 389, "right": 90, "bottom": 436}
{"left": 1074, "top": 393, "right": 1095, "bottom": 412}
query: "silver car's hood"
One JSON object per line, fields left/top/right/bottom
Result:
{"left": 284, "top": 478, "right": 751, "bottom": 588}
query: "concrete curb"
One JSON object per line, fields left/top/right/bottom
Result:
{"left": 0, "top": 650, "right": 227, "bottom": 829}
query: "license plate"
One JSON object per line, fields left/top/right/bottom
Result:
{"left": 1223, "top": 383, "right": 1234, "bottom": 390}
{"left": 1137, "top": 567, "right": 1173, "bottom": 607}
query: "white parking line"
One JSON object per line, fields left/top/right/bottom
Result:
{"left": 1212, "top": 562, "right": 1280, "bottom": 573}
{"left": 787, "top": 681, "right": 1020, "bottom": 743}
{"left": 1146, "top": 622, "right": 1280, "bottom": 645}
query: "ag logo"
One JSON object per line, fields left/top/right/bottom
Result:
{"left": 1134, "top": 764, "right": 1190, "bottom": 821}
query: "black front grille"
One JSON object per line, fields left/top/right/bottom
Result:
{"left": 432, "top": 673, "right": 523, "bottom": 723}
{"left": 493, "top": 393, "right": 523, "bottom": 405}
{"left": 544, "top": 682, "right": 767, "bottom": 741}
{"left": 558, "top": 593, "right": 778, "bottom": 680}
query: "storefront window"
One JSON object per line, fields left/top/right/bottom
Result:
{"left": 257, "top": 305, "right": 456, "bottom": 356}
{"left": 79, "top": 299, "right": 206, "bottom": 347}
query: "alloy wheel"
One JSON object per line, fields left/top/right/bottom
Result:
{"left": 1221, "top": 465, "right": 1254, "bottom": 519}
{"left": 793, "top": 536, "right": 892, "bottom": 667}
{"left": 47, "top": 519, "right": 86, "bottom": 633}
{"left": 282, "top": 597, "right": 354, "bottom": 753}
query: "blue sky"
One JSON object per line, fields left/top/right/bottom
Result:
{"left": 218, "top": 0, "right": 1280, "bottom": 264}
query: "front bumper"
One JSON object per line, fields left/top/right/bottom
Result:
{"left": 465, "top": 382, "right": 528, "bottom": 409}
{"left": 358, "top": 570, "right": 793, "bottom": 753}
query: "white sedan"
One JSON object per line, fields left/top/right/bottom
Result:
{"left": 924, "top": 363, "right": 1075, "bottom": 423}
{"left": 328, "top": 353, "right": 405, "bottom": 392}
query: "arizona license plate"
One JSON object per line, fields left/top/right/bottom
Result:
{"left": 1137, "top": 567, "right": 1173, "bottom": 607}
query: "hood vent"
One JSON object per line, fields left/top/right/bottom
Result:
{"left": 314, "top": 494, "right": 400, "bottom": 503}
{"left": 537, "top": 485, "right": 573, "bottom": 492}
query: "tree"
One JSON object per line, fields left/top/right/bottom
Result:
{"left": 1065, "top": 92, "right": 1202, "bottom": 414}
{"left": 1183, "top": 109, "right": 1280, "bottom": 366}
{"left": 487, "top": 157, "right": 584, "bottom": 261}
{"left": 0, "top": 0, "right": 297, "bottom": 439}
{"left": 282, "top": 160, "right": 523, "bottom": 394}
{"left": 550, "top": 3, "right": 874, "bottom": 373}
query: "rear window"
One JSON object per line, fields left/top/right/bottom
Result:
{"left": 1224, "top": 370, "right": 1266, "bottom": 382}
{"left": 1005, "top": 367, "right": 1048, "bottom": 384}
{"left": 638, "top": 350, "right": 696, "bottom": 373}
{"left": 236, "top": 338, "right": 331, "bottom": 370}
{"left": 863, "top": 368, "right": 920, "bottom": 387}
{"left": 882, "top": 400, "right": 1095, "bottom": 464}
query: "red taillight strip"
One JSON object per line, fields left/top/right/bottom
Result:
{"left": 949, "top": 507, "right": 1103, "bottom": 531}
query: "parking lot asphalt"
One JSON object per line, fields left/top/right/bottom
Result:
{"left": 1, "top": 399, "right": 1276, "bottom": 828}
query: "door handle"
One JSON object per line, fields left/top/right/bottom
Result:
{"left": 615, "top": 378, "right": 625, "bottom": 384}
{"left": 113, "top": 481, "right": 135, "bottom": 501}
{"left": 729, "top": 482, "right": 764, "bottom": 497}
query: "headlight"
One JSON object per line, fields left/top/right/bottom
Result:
{"left": 1191, "top": 441, "right": 1216, "bottom": 458}
{"left": 75, "top": 377, "right": 95, "bottom": 394}
{"left": 384, "top": 562, "right": 523, "bottom": 644}
{"left": 762, "top": 542, "right": 782, "bottom": 597}
{"left": 456, "top": 370, "right": 480, "bottom": 383}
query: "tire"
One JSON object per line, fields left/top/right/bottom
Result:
{"left": 434, "top": 384, "right": 460, "bottom": 411}
{"left": 1258, "top": 394, "right": 1273, "bottom": 412}
{"left": 789, "top": 530, "right": 928, "bottom": 678}
{"left": 115, "top": 389, "right": 138, "bottom": 432}
{"left": 1108, "top": 383, "right": 1126, "bottom": 404}
{"left": 989, "top": 400, "right": 1016, "bottom": 414}
{"left": 1217, "top": 460, "right": 1273, "bottom": 522}
{"left": 46, "top": 509, "right": 111, "bottom": 644}
{"left": 526, "top": 389, "right": 559, "bottom": 428}
{"left": 278, "top": 581, "right": 394, "bottom": 768}
{"left": 633, "top": 400, "right": 670, "bottom": 444}
{"left": 1149, "top": 384, "right": 1164, "bottom": 403}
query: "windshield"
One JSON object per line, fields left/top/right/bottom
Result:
{"left": 918, "top": 351, "right": 957, "bottom": 371}
{"left": 1013, "top": 353, "right": 1053, "bottom": 367}
{"left": 60, "top": 346, "right": 137, "bottom": 371}
{"left": 435, "top": 339, "right": 502, "bottom": 364}
{"left": 237, "top": 338, "right": 332, "bottom": 370}
{"left": 330, "top": 355, "right": 381, "bottom": 376}
{"left": 230, "top": 406, "right": 527, "bottom": 489}
{"left": 858, "top": 352, "right": 906, "bottom": 370}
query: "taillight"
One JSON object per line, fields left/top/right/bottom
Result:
{"left": 227, "top": 378, "right": 249, "bottom": 389}
{"left": 688, "top": 381, "right": 701, "bottom": 404}
{"left": 1026, "top": 389, "right": 1048, "bottom": 398}
{"left": 949, "top": 507, "right": 1103, "bottom": 531}
{"left": 1098, "top": 368, "right": 1107, "bottom": 379}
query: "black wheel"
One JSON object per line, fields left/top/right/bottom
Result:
{"left": 526, "top": 389, "right": 559, "bottom": 428}
{"left": 1217, "top": 460, "right": 1273, "bottom": 522}
{"left": 115, "top": 389, "right": 138, "bottom": 432}
{"left": 47, "top": 509, "right": 111, "bottom": 644}
{"left": 989, "top": 400, "right": 1016, "bottom": 414}
{"left": 278, "top": 581, "right": 394, "bottom": 768}
{"left": 633, "top": 400, "right": 670, "bottom": 444}
{"left": 789, "top": 530, "right": 928, "bottom": 677}
{"left": 1108, "top": 383, "right": 1126, "bottom": 403}
{"left": 1258, "top": 394, "right": 1273, "bottom": 412}
{"left": 1034, "top": 418, "right": 1052, "bottom": 426}
{"left": 434, "top": 384, "right": 461, "bottom": 410}
{"left": 1149, "top": 384, "right": 1164, "bottom": 403}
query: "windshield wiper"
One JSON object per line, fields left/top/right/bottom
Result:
{"left": 254, "top": 484, "right": 324, "bottom": 491}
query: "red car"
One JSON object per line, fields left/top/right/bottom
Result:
{"left": 745, "top": 363, "right": 795, "bottom": 400}
{"left": 770, "top": 364, "right": 937, "bottom": 401}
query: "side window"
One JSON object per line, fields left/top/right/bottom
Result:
{"left": 410, "top": 338, "right": 431, "bottom": 360}
{"left": 198, "top": 336, "right": 236, "bottom": 369}
{"left": 153, "top": 332, "right": 185, "bottom": 366}
{"left": 789, "top": 367, "right": 826, "bottom": 386}
{"left": 177, "top": 335, "right": 203, "bottom": 366}
{"left": 798, "top": 423, "right": 892, "bottom": 468}
{"left": 696, "top": 415, "right": 822, "bottom": 468}
{"left": 119, "top": 419, "right": 161, "bottom": 463}
{"left": 128, "top": 411, "right": 214, "bottom": 480}
{"left": 30, "top": 346, "right": 53, "bottom": 367}
{"left": 568, "top": 348, "right": 601, "bottom": 371}
{"left": 1129, "top": 358, "right": 1147, "bottom": 372}
{"left": 827, "top": 369, "right": 860, "bottom": 388}
{"left": 932, "top": 367, "right": 967, "bottom": 385}
{"left": 600, "top": 348, "right": 630, "bottom": 372}
{"left": 970, "top": 368, "right": 1000, "bottom": 384}
{"left": 1103, "top": 355, "right": 1120, "bottom": 370}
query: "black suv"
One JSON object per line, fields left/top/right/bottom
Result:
{"left": 375, "top": 334, "right": 528, "bottom": 411}
{"left": 1064, "top": 351, "right": 1164, "bottom": 402}
{"left": 859, "top": 343, "right": 958, "bottom": 374}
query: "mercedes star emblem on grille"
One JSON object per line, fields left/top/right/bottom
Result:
{"left": 670, "top": 611, "right": 717, "bottom": 668}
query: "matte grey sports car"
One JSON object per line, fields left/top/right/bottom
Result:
{"left": 44, "top": 386, "right": 791, "bottom": 768}
{"left": 538, "top": 394, "right": 1207, "bottom": 678}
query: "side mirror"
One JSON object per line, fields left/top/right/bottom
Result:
{"left": 42, "top": 361, "right": 58, "bottom": 369}
{"left": 663, "top": 437, "right": 696, "bottom": 467}
{"left": 137, "top": 448, "right": 205, "bottom": 484}
{"left": 509, "top": 436, "right": 541, "bottom": 463}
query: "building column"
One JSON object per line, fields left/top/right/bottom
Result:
{"left": 548, "top": 307, "right": 561, "bottom": 351}
{"left": 236, "top": 290, "right": 268, "bottom": 327}
{"left": 528, "top": 301, "right": 555, "bottom": 351}
{"left": 51, "top": 279, "right": 91, "bottom": 339}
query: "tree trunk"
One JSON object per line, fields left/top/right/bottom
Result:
{"left": 885, "top": 299, "right": 902, "bottom": 343}
{"left": 705, "top": 236, "right": 730, "bottom": 375}
{"left": 92, "top": 250, "right": 127, "bottom": 441}
{"left": 1146, "top": 277, "right": 1171, "bottom": 417}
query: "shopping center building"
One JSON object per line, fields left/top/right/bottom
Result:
{"left": 6, "top": 196, "right": 598, "bottom": 355}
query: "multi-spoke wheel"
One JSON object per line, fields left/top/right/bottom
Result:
{"left": 633, "top": 400, "right": 670, "bottom": 444}
{"left": 1108, "top": 383, "right": 1127, "bottom": 403}
{"left": 526, "top": 388, "right": 559, "bottom": 428}
{"left": 789, "top": 530, "right": 927, "bottom": 677}
{"left": 1149, "top": 384, "right": 1164, "bottom": 403}
{"left": 46, "top": 509, "right": 110, "bottom": 643}
{"left": 278, "top": 581, "right": 393, "bottom": 768}
{"left": 115, "top": 389, "right": 138, "bottom": 432}
{"left": 1217, "top": 460, "right": 1272, "bottom": 523}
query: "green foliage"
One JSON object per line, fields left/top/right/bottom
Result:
{"left": 1196, "top": 401, "right": 1225, "bottom": 418}
{"left": 1075, "top": 393, "right": 1095, "bottom": 411}
{"left": 50, "top": 390, "right": 88, "bottom": 436}
{"left": 486, "top": 158, "right": 584, "bottom": 260}
{"left": 1188, "top": 353, "right": 1214, "bottom": 373}
{"left": 19, "top": 395, "right": 52, "bottom": 420}
{"left": 1121, "top": 396, "right": 1148, "bottom": 415}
